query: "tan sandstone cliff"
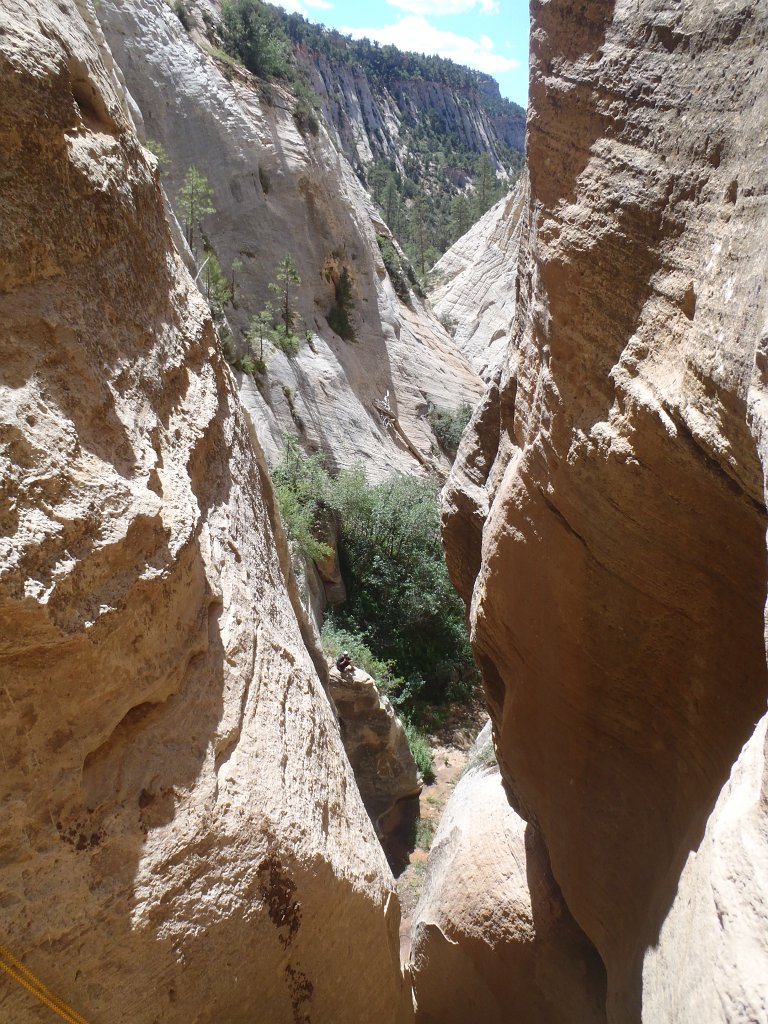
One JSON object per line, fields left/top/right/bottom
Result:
{"left": 439, "top": 0, "right": 768, "bottom": 1021}
{"left": 97, "top": 0, "right": 483, "bottom": 480}
{"left": 409, "top": 723, "right": 606, "bottom": 1024}
{"left": 0, "top": 3, "right": 411, "bottom": 1021}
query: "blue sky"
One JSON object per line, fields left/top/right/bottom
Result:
{"left": 275, "top": 0, "right": 530, "bottom": 108}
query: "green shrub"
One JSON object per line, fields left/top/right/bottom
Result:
{"left": 376, "top": 235, "right": 411, "bottom": 302}
{"left": 427, "top": 402, "right": 472, "bottom": 457}
{"left": 233, "top": 354, "right": 266, "bottom": 376}
{"left": 220, "top": 0, "right": 293, "bottom": 79}
{"left": 271, "top": 446, "right": 475, "bottom": 704}
{"left": 327, "top": 267, "right": 356, "bottom": 341}
{"left": 412, "top": 816, "right": 435, "bottom": 850}
{"left": 331, "top": 470, "right": 473, "bottom": 693}
{"left": 271, "top": 325, "right": 300, "bottom": 356}
{"left": 403, "top": 720, "right": 435, "bottom": 784}
{"left": 292, "top": 79, "right": 320, "bottom": 136}
{"left": 272, "top": 436, "right": 333, "bottom": 562}
{"left": 173, "top": 0, "right": 192, "bottom": 31}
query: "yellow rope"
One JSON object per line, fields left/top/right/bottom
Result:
{"left": 0, "top": 944, "right": 90, "bottom": 1024}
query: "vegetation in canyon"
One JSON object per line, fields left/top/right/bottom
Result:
{"left": 274, "top": 437, "right": 476, "bottom": 715}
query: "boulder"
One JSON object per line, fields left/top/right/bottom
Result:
{"left": 409, "top": 724, "right": 606, "bottom": 1024}
{"left": 328, "top": 667, "right": 421, "bottom": 869}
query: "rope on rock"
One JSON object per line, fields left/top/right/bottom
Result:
{"left": 0, "top": 944, "right": 89, "bottom": 1024}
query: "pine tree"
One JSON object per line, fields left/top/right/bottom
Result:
{"left": 177, "top": 166, "right": 215, "bottom": 254}
{"left": 269, "top": 255, "right": 301, "bottom": 334}
{"left": 383, "top": 175, "right": 399, "bottom": 230}
{"left": 451, "top": 194, "right": 470, "bottom": 240}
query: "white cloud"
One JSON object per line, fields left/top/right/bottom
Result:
{"left": 343, "top": 16, "right": 519, "bottom": 76}
{"left": 386, "top": 0, "right": 499, "bottom": 14}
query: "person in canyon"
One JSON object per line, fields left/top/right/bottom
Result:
{"left": 335, "top": 651, "right": 354, "bottom": 673}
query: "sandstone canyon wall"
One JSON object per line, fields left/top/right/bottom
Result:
{"left": 97, "top": 0, "right": 483, "bottom": 480}
{"left": 441, "top": 0, "right": 768, "bottom": 1020}
{"left": 409, "top": 723, "right": 606, "bottom": 1024}
{"left": 0, "top": 3, "right": 410, "bottom": 1021}
{"left": 428, "top": 175, "right": 528, "bottom": 380}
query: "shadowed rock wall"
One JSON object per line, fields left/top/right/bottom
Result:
{"left": 442, "top": 0, "right": 768, "bottom": 1020}
{"left": 0, "top": 3, "right": 410, "bottom": 1021}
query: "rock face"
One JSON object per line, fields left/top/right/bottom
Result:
{"left": 642, "top": 713, "right": 768, "bottom": 1022}
{"left": 409, "top": 723, "right": 606, "bottom": 1024}
{"left": 442, "top": 0, "right": 768, "bottom": 1021}
{"left": 97, "top": 0, "right": 483, "bottom": 480}
{"left": 307, "top": 54, "right": 524, "bottom": 176}
{"left": 0, "top": 3, "right": 410, "bottom": 1022}
{"left": 328, "top": 667, "right": 421, "bottom": 868}
{"left": 428, "top": 174, "right": 528, "bottom": 380}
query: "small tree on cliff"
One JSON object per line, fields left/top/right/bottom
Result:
{"left": 268, "top": 255, "right": 302, "bottom": 354}
{"left": 177, "top": 166, "right": 215, "bottom": 254}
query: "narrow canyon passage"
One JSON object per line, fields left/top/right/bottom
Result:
{"left": 2, "top": 0, "right": 767, "bottom": 1023}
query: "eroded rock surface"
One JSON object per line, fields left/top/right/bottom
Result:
{"left": 443, "top": 0, "right": 768, "bottom": 1021}
{"left": 409, "top": 723, "right": 606, "bottom": 1024}
{"left": 97, "top": 0, "right": 483, "bottom": 480}
{"left": 328, "top": 667, "right": 420, "bottom": 868}
{"left": 643, "top": 713, "right": 768, "bottom": 1023}
{"left": 428, "top": 175, "right": 528, "bottom": 380}
{"left": 0, "top": 3, "right": 410, "bottom": 1021}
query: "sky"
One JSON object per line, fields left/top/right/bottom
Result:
{"left": 274, "top": 0, "right": 530, "bottom": 108}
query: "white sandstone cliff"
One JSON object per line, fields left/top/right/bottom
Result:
{"left": 427, "top": 174, "right": 528, "bottom": 380}
{"left": 97, "top": 0, "right": 483, "bottom": 480}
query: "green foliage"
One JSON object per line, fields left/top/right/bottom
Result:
{"left": 292, "top": 78, "right": 320, "bottom": 136}
{"left": 270, "top": 255, "right": 300, "bottom": 330}
{"left": 232, "top": 353, "right": 266, "bottom": 376}
{"left": 173, "top": 0, "right": 192, "bottom": 31}
{"left": 244, "top": 307, "right": 272, "bottom": 361}
{"left": 272, "top": 436, "right": 333, "bottom": 562}
{"left": 331, "top": 470, "right": 473, "bottom": 694}
{"left": 250, "top": 256, "right": 302, "bottom": 356}
{"left": 177, "top": 166, "right": 215, "bottom": 254}
{"left": 272, "top": 446, "right": 474, "bottom": 701}
{"left": 403, "top": 721, "right": 435, "bottom": 785}
{"left": 376, "top": 235, "right": 411, "bottom": 302}
{"left": 327, "top": 267, "right": 356, "bottom": 341}
{"left": 271, "top": 325, "right": 300, "bottom": 355}
{"left": 201, "top": 250, "right": 233, "bottom": 323}
{"left": 144, "top": 138, "right": 170, "bottom": 171}
{"left": 220, "top": 0, "right": 293, "bottom": 79}
{"left": 427, "top": 402, "right": 472, "bottom": 458}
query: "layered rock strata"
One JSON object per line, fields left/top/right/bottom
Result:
{"left": 98, "top": 0, "right": 483, "bottom": 480}
{"left": 442, "top": 0, "right": 768, "bottom": 1020}
{"left": 409, "top": 724, "right": 606, "bottom": 1024}
{"left": 428, "top": 174, "right": 528, "bottom": 380}
{"left": 0, "top": 3, "right": 410, "bottom": 1022}
{"left": 328, "top": 667, "right": 421, "bottom": 870}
